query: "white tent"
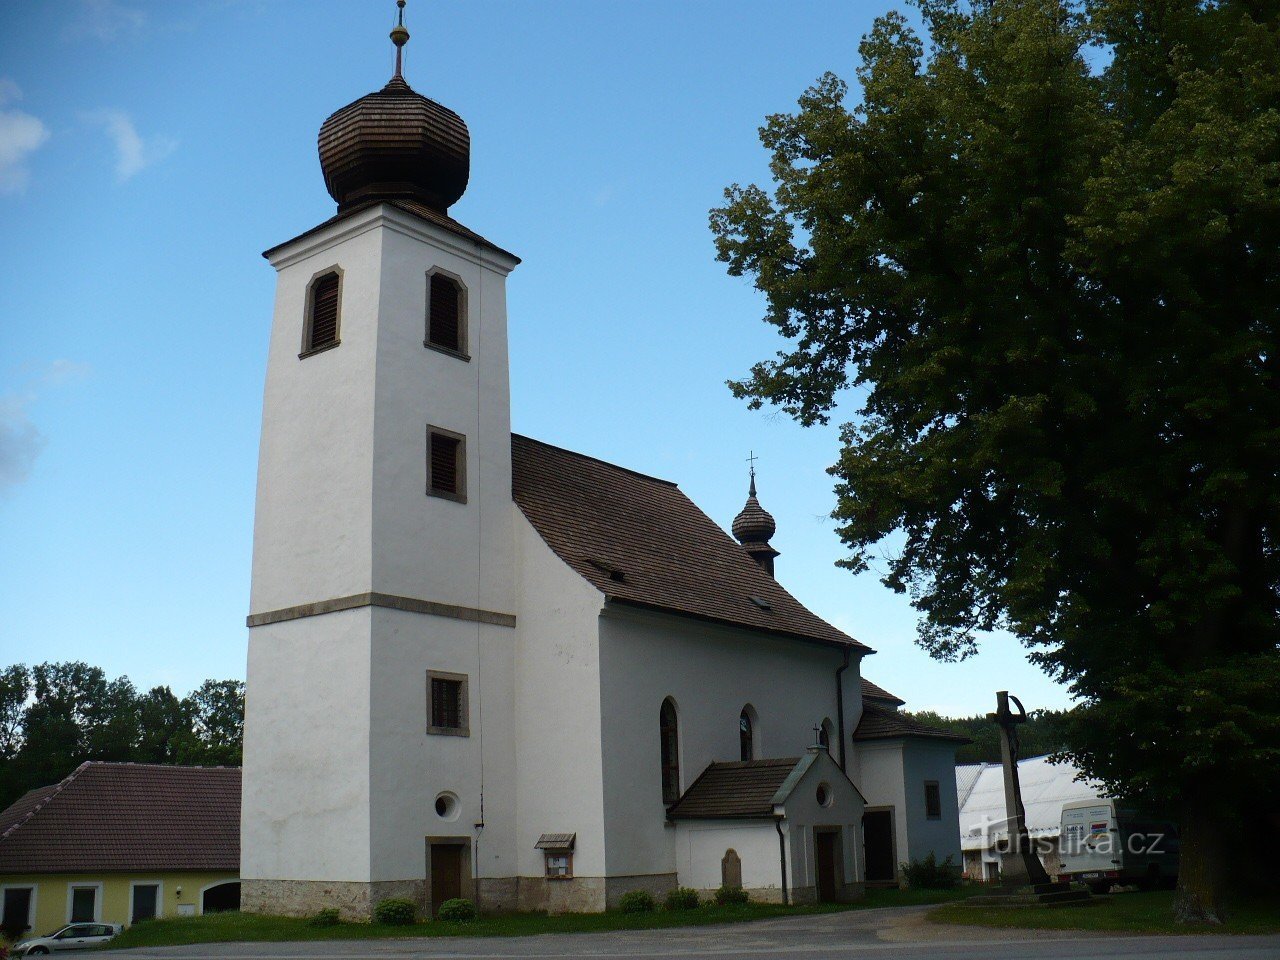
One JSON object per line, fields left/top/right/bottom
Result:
{"left": 957, "top": 755, "right": 1103, "bottom": 852}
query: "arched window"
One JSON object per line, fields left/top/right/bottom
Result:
{"left": 819, "top": 718, "right": 834, "bottom": 751}
{"left": 304, "top": 270, "right": 341, "bottom": 354}
{"left": 426, "top": 271, "right": 466, "bottom": 355}
{"left": 739, "top": 705, "right": 757, "bottom": 762}
{"left": 660, "top": 698, "right": 680, "bottom": 803}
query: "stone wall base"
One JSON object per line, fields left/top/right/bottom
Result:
{"left": 604, "top": 873, "right": 678, "bottom": 909}
{"left": 474, "top": 877, "right": 520, "bottom": 914}
{"left": 242, "top": 878, "right": 427, "bottom": 922}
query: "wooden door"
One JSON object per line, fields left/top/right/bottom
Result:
{"left": 815, "top": 830, "right": 840, "bottom": 902}
{"left": 430, "top": 844, "right": 463, "bottom": 915}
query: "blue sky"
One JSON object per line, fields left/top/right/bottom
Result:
{"left": 0, "top": 0, "right": 1072, "bottom": 717}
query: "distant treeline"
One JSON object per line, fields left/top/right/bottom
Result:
{"left": 905, "top": 708, "right": 1072, "bottom": 765}
{"left": 0, "top": 662, "right": 244, "bottom": 811}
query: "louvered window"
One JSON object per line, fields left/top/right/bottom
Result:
{"left": 427, "top": 427, "right": 465, "bottom": 501}
{"left": 427, "top": 273, "right": 464, "bottom": 354}
{"left": 306, "top": 272, "right": 341, "bottom": 353}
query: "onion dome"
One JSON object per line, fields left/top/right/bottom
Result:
{"left": 733, "top": 465, "right": 781, "bottom": 576}
{"left": 317, "top": 1, "right": 470, "bottom": 214}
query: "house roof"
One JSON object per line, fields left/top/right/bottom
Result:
{"left": 0, "top": 762, "right": 241, "bottom": 874}
{"left": 958, "top": 755, "right": 1104, "bottom": 849}
{"left": 853, "top": 701, "right": 971, "bottom": 744}
{"left": 511, "top": 435, "right": 868, "bottom": 651}
{"left": 666, "top": 758, "right": 803, "bottom": 820}
{"left": 860, "top": 677, "right": 904, "bottom": 706}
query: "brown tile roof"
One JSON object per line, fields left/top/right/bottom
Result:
{"left": 0, "top": 762, "right": 241, "bottom": 874}
{"left": 511, "top": 435, "right": 869, "bottom": 651}
{"left": 861, "top": 677, "right": 905, "bottom": 706}
{"left": 262, "top": 199, "right": 520, "bottom": 263}
{"left": 853, "top": 701, "right": 971, "bottom": 744}
{"left": 666, "top": 758, "right": 801, "bottom": 820}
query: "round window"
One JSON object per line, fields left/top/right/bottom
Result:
{"left": 434, "top": 792, "right": 460, "bottom": 821}
{"left": 816, "top": 782, "right": 833, "bottom": 808}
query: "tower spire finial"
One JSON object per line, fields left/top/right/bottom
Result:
{"left": 746, "top": 450, "right": 759, "bottom": 497}
{"left": 390, "top": 0, "right": 410, "bottom": 80}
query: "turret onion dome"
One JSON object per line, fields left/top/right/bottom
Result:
{"left": 317, "top": 1, "right": 470, "bottom": 214}
{"left": 732, "top": 473, "right": 777, "bottom": 545}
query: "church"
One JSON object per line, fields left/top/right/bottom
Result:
{"left": 240, "top": 4, "right": 965, "bottom": 919}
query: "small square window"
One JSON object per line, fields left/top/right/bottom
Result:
{"left": 427, "top": 671, "right": 469, "bottom": 736}
{"left": 427, "top": 427, "right": 466, "bottom": 502}
{"left": 544, "top": 852, "right": 573, "bottom": 879}
{"left": 924, "top": 781, "right": 942, "bottom": 820}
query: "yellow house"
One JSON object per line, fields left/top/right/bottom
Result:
{"left": 0, "top": 762, "right": 240, "bottom": 941}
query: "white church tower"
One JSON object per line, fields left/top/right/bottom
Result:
{"left": 241, "top": 2, "right": 522, "bottom": 917}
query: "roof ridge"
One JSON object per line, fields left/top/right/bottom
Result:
{"left": 74, "top": 760, "right": 241, "bottom": 771}
{"left": 513, "top": 433, "right": 680, "bottom": 488}
{"left": 0, "top": 760, "right": 89, "bottom": 844}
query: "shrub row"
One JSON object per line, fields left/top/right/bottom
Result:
{"left": 619, "top": 886, "right": 750, "bottom": 913}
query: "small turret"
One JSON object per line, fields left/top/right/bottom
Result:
{"left": 732, "top": 456, "right": 780, "bottom": 576}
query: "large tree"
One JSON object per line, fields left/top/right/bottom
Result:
{"left": 711, "top": 0, "right": 1280, "bottom": 922}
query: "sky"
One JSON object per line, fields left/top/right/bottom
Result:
{"left": 0, "top": 0, "right": 1073, "bottom": 717}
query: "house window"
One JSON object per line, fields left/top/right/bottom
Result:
{"left": 69, "top": 885, "right": 97, "bottom": 923}
{"left": 739, "top": 706, "right": 755, "bottom": 762}
{"left": 660, "top": 698, "right": 680, "bottom": 803}
{"left": 302, "top": 270, "right": 341, "bottom": 355}
{"left": 1, "top": 886, "right": 33, "bottom": 937}
{"left": 427, "top": 427, "right": 466, "bottom": 502}
{"left": 427, "top": 671, "right": 469, "bottom": 736}
{"left": 426, "top": 272, "right": 466, "bottom": 356}
{"left": 925, "top": 781, "right": 942, "bottom": 820}
{"left": 131, "top": 883, "right": 159, "bottom": 923}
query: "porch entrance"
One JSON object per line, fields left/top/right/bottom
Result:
{"left": 815, "top": 829, "right": 841, "bottom": 902}
{"left": 863, "top": 808, "right": 896, "bottom": 885}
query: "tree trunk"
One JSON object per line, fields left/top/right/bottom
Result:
{"left": 1174, "top": 787, "right": 1228, "bottom": 924}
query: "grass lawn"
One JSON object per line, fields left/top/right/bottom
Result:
{"left": 105, "top": 887, "right": 970, "bottom": 949}
{"left": 928, "top": 890, "right": 1280, "bottom": 936}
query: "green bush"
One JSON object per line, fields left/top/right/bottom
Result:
{"left": 373, "top": 897, "right": 417, "bottom": 925}
{"left": 618, "top": 890, "right": 656, "bottom": 913}
{"left": 307, "top": 908, "right": 341, "bottom": 927}
{"left": 713, "top": 885, "right": 749, "bottom": 905}
{"left": 437, "top": 898, "right": 476, "bottom": 922}
{"left": 900, "top": 852, "right": 959, "bottom": 889}
{"left": 664, "top": 887, "right": 701, "bottom": 911}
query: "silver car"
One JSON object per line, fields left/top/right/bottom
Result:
{"left": 12, "top": 922, "right": 121, "bottom": 955}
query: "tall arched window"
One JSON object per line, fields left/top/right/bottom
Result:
{"left": 739, "top": 705, "right": 757, "bottom": 762}
{"left": 304, "top": 270, "right": 341, "bottom": 355}
{"left": 660, "top": 698, "right": 680, "bottom": 803}
{"left": 819, "top": 718, "right": 834, "bottom": 751}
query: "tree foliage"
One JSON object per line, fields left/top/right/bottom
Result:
{"left": 908, "top": 709, "right": 1071, "bottom": 764}
{"left": 711, "top": 0, "right": 1280, "bottom": 922}
{"left": 0, "top": 662, "right": 244, "bottom": 810}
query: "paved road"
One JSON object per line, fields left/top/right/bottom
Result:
{"left": 99, "top": 906, "right": 1280, "bottom": 960}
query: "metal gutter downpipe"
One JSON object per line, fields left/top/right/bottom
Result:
{"left": 835, "top": 648, "right": 851, "bottom": 772}
{"left": 774, "top": 814, "right": 789, "bottom": 905}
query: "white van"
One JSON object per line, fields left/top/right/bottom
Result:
{"left": 1058, "top": 799, "right": 1179, "bottom": 892}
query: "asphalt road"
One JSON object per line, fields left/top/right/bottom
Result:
{"left": 98, "top": 906, "right": 1280, "bottom": 960}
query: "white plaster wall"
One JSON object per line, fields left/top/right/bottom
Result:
{"left": 242, "top": 608, "right": 372, "bottom": 881}
{"left": 852, "top": 739, "right": 907, "bottom": 875}
{"left": 674, "top": 822, "right": 782, "bottom": 893}
{"left": 251, "top": 213, "right": 385, "bottom": 612}
{"left": 371, "top": 212, "right": 518, "bottom": 615}
{"left": 782, "top": 750, "right": 866, "bottom": 887}
{"left": 900, "top": 741, "right": 964, "bottom": 867}
{"left": 597, "top": 605, "right": 861, "bottom": 878}
{"left": 512, "top": 511, "right": 609, "bottom": 878}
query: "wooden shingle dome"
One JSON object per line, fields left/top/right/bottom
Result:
{"left": 318, "top": 77, "right": 469, "bottom": 214}
{"left": 317, "top": 3, "right": 469, "bottom": 213}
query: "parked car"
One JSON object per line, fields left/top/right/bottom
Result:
{"left": 11, "top": 923, "right": 121, "bottom": 955}
{"left": 1058, "top": 798, "right": 1179, "bottom": 892}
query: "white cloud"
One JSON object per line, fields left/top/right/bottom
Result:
{"left": 0, "top": 80, "right": 51, "bottom": 196}
{"left": 0, "top": 394, "right": 46, "bottom": 494}
{"left": 85, "top": 109, "right": 177, "bottom": 182}
{"left": 67, "top": 0, "right": 146, "bottom": 42}
{"left": 0, "top": 361, "right": 91, "bottom": 495}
